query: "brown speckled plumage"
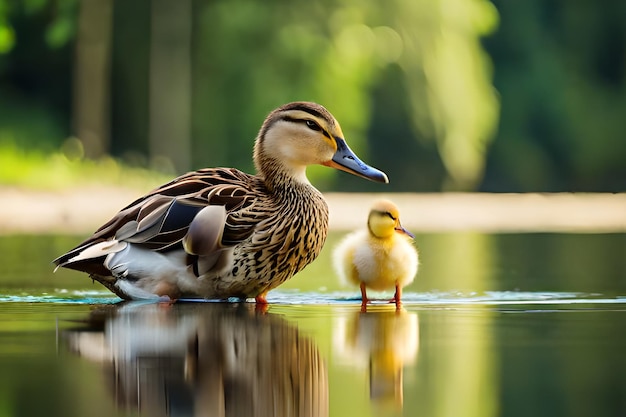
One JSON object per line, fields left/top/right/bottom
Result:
{"left": 54, "top": 102, "right": 387, "bottom": 302}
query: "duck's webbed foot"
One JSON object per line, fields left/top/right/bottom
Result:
{"left": 255, "top": 291, "right": 269, "bottom": 305}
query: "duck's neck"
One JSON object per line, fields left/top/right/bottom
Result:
{"left": 257, "top": 157, "right": 314, "bottom": 195}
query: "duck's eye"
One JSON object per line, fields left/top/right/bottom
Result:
{"left": 386, "top": 212, "right": 397, "bottom": 221}
{"left": 305, "top": 120, "right": 322, "bottom": 131}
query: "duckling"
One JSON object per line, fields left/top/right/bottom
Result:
{"left": 54, "top": 102, "right": 388, "bottom": 303}
{"left": 333, "top": 199, "right": 418, "bottom": 306}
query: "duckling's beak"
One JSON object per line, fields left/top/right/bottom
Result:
{"left": 395, "top": 224, "right": 415, "bottom": 239}
{"left": 323, "top": 138, "right": 389, "bottom": 183}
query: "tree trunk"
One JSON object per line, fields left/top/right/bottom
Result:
{"left": 149, "top": 0, "right": 192, "bottom": 173}
{"left": 73, "top": 0, "right": 113, "bottom": 158}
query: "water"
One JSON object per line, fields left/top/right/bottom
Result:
{"left": 0, "top": 233, "right": 625, "bottom": 417}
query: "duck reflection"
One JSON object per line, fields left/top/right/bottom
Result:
{"left": 66, "top": 302, "right": 328, "bottom": 417}
{"left": 334, "top": 308, "right": 419, "bottom": 411}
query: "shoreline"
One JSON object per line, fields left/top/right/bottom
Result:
{"left": 1, "top": 187, "right": 625, "bottom": 234}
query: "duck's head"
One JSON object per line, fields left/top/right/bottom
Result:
{"left": 368, "top": 199, "right": 415, "bottom": 239}
{"left": 254, "top": 102, "right": 388, "bottom": 185}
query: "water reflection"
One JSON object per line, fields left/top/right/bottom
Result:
{"left": 333, "top": 307, "right": 419, "bottom": 412}
{"left": 65, "top": 302, "right": 328, "bottom": 417}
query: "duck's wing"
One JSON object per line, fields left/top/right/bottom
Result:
{"left": 54, "top": 168, "right": 265, "bottom": 270}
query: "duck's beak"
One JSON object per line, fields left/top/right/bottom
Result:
{"left": 395, "top": 224, "right": 415, "bottom": 239}
{"left": 323, "top": 138, "right": 389, "bottom": 183}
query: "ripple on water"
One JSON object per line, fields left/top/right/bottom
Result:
{"left": 0, "top": 289, "right": 624, "bottom": 308}
{"left": 0, "top": 289, "right": 120, "bottom": 304}
{"left": 266, "top": 290, "right": 626, "bottom": 307}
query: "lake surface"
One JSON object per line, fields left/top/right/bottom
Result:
{"left": 0, "top": 232, "right": 625, "bottom": 417}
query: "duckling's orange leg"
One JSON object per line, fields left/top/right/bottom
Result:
{"left": 360, "top": 282, "right": 369, "bottom": 311}
{"left": 393, "top": 283, "right": 402, "bottom": 308}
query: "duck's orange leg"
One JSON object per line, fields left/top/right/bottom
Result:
{"left": 154, "top": 282, "right": 180, "bottom": 308}
{"left": 254, "top": 291, "right": 269, "bottom": 313}
{"left": 255, "top": 291, "right": 269, "bottom": 305}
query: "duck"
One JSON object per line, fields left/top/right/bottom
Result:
{"left": 54, "top": 102, "right": 388, "bottom": 303}
{"left": 333, "top": 199, "right": 418, "bottom": 307}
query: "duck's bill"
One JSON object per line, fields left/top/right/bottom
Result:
{"left": 323, "top": 138, "right": 389, "bottom": 183}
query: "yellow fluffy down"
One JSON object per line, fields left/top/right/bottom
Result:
{"left": 333, "top": 229, "right": 419, "bottom": 292}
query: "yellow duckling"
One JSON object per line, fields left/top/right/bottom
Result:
{"left": 333, "top": 199, "right": 418, "bottom": 306}
{"left": 54, "top": 102, "right": 388, "bottom": 303}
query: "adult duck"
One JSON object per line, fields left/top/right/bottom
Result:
{"left": 54, "top": 102, "right": 388, "bottom": 303}
{"left": 333, "top": 199, "right": 418, "bottom": 307}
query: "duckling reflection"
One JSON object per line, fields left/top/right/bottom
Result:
{"left": 66, "top": 302, "right": 328, "bottom": 417}
{"left": 333, "top": 308, "right": 419, "bottom": 410}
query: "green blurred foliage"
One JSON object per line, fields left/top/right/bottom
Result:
{"left": 0, "top": 0, "right": 75, "bottom": 154}
{"left": 0, "top": 24, "right": 14, "bottom": 54}
{"left": 0, "top": 0, "right": 498, "bottom": 191}
{"left": 0, "top": 0, "right": 623, "bottom": 191}
{"left": 482, "top": 1, "right": 626, "bottom": 192}
{"left": 182, "top": 0, "right": 498, "bottom": 190}
{"left": 0, "top": 140, "right": 170, "bottom": 189}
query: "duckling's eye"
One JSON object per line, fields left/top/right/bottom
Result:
{"left": 386, "top": 212, "right": 397, "bottom": 221}
{"left": 305, "top": 120, "right": 322, "bottom": 131}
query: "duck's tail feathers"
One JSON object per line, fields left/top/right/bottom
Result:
{"left": 53, "top": 240, "right": 128, "bottom": 274}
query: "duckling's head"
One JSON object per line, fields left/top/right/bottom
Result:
{"left": 367, "top": 199, "right": 415, "bottom": 239}
{"left": 254, "top": 102, "right": 388, "bottom": 186}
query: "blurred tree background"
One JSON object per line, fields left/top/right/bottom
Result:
{"left": 0, "top": 0, "right": 624, "bottom": 192}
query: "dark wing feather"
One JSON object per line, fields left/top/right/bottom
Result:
{"left": 54, "top": 168, "right": 264, "bottom": 265}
